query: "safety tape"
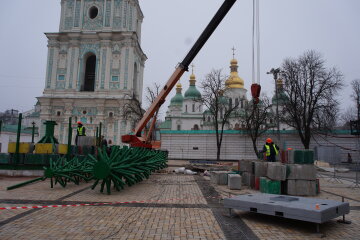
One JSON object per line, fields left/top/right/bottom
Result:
{"left": 0, "top": 195, "right": 226, "bottom": 211}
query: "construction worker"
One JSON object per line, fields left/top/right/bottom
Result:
{"left": 75, "top": 121, "right": 86, "bottom": 145}
{"left": 261, "top": 138, "right": 279, "bottom": 162}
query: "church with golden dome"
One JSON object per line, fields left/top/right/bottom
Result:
{"left": 160, "top": 54, "right": 249, "bottom": 131}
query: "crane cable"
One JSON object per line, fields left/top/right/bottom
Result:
{"left": 252, "top": 0, "right": 260, "bottom": 84}
{"left": 251, "top": 0, "right": 261, "bottom": 103}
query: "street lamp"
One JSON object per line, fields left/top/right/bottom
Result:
{"left": 267, "top": 68, "right": 281, "bottom": 145}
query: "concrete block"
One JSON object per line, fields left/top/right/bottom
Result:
{"left": 242, "top": 172, "right": 254, "bottom": 187}
{"left": 287, "top": 180, "right": 317, "bottom": 196}
{"left": 35, "top": 143, "right": 54, "bottom": 154}
{"left": 57, "top": 144, "right": 68, "bottom": 155}
{"left": 224, "top": 193, "right": 350, "bottom": 224}
{"left": 8, "top": 143, "right": 34, "bottom": 154}
{"left": 210, "top": 171, "right": 229, "bottom": 185}
{"left": 254, "top": 161, "right": 268, "bottom": 177}
{"left": 287, "top": 164, "right": 316, "bottom": 180}
{"left": 228, "top": 174, "right": 242, "bottom": 190}
{"left": 239, "top": 160, "right": 253, "bottom": 173}
{"left": 267, "top": 163, "right": 286, "bottom": 181}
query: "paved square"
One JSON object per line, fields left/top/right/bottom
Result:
{"left": 0, "top": 161, "right": 359, "bottom": 240}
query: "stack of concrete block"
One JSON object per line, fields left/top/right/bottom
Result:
{"left": 266, "top": 162, "right": 287, "bottom": 181}
{"left": 239, "top": 160, "right": 255, "bottom": 188}
{"left": 287, "top": 180, "right": 316, "bottom": 196}
{"left": 254, "top": 162, "right": 268, "bottom": 190}
{"left": 286, "top": 164, "right": 317, "bottom": 196}
{"left": 254, "top": 161, "right": 268, "bottom": 178}
{"left": 228, "top": 174, "right": 242, "bottom": 190}
{"left": 210, "top": 171, "right": 229, "bottom": 185}
{"left": 239, "top": 160, "right": 253, "bottom": 173}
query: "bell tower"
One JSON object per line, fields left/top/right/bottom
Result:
{"left": 37, "top": 0, "right": 147, "bottom": 145}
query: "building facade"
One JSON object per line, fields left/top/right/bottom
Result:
{"left": 37, "top": 0, "right": 146, "bottom": 145}
{"left": 161, "top": 57, "right": 251, "bottom": 131}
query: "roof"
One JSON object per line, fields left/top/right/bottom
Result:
{"left": 184, "top": 86, "right": 201, "bottom": 100}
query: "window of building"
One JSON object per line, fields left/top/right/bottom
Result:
{"left": 208, "top": 116, "right": 211, "bottom": 122}
{"left": 235, "top": 98, "right": 239, "bottom": 107}
{"left": 58, "top": 75, "right": 65, "bottom": 81}
{"left": 192, "top": 104, "right": 195, "bottom": 112}
{"left": 56, "top": 111, "right": 61, "bottom": 116}
{"left": 177, "top": 125, "right": 181, "bottom": 130}
{"left": 89, "top": 6, "right": 98, "bottom": 19}
{"left": 185, "top": 105, "right": 188, "bottom": 112}
{"left": 109, "top": 112, "right": 114, "bottom": 117}
{"left": 111, "top": 76, "right": 119, "bottom": 82}
{"left": 193, "top": 124, "right": 199, "bottom": 130}
{"left": 229, "top": 98, "right": 232, "bottom": 109}
{"left": 82, "top": 54, "right": 96, "bottom": 92}
{"left": 241, "top": 99, "right": 244, "bottom": 108}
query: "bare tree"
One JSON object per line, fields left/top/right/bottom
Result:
{"left": 240, "top": 95, "right": 272, "bottom": 155}
{"left": 200, "top": 69, "right": 238, "bottom": 160}
{"left": 121, "top": 83, "right": 161, "bottom": 139}
{"left": 280, "top": 50, "right": 343, "bottom": 149}
{"left": 340, "top": 107, "right": 356, "bottom": 127}
{"left": 121, "top": 92, "right": 144, "bottom": 130}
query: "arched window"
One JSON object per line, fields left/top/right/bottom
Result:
{"left": 229, "top": 98, "right": 232, "bottom": 109}
{"left": 82, "top": 54, "right": 96, "bottom": 92}
{"left": 193, "top": 124, "right": 199, "bottom": 130}
{"left": 192, "top": 104, "right": 195, "bottom": 112}
{"left": 241, "top": 99, "right": 244, "bottom": 108}
{"left": 234, "top": 123, "right": 240, "bottom": 129}
{"left": 185, "top": 105, "right": 188, "bottom": 112}
{"left": 177, "top": 125, "right": 181, "bottom": 130}
{"left": 208, "top": 116, "right": 211, "bottom": 122}
{"left": 109, "top": 112, "right": 114, "bottom": 118}
{"left": 235, "top": 98, "right": 239, "bottom": 107}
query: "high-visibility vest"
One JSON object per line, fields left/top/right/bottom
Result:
{"left": 77, "top": 126, "right": 85, "bottom": 136}
{"left": 265, "top": 144, "right": 278, "bottom": 156}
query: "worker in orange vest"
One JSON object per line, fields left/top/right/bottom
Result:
{"left": 261, "top": 138, "right": 279, "bottom": 162}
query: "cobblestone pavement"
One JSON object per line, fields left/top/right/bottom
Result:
{"left": 0, "top": 161, "right": 359, "bottom": 240}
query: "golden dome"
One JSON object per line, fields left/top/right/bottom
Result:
{"left": 225, "top": 58, "right": 244, "bottom": 89}
{"left": 176, "top": 82, "right": 182, "bottom": 88}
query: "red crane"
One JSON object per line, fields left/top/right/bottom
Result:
{"left": 122, "top": 0, "right": 237, "bottom": 148}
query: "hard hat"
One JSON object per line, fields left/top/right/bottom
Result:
{"left": 77, "top": 121, "right": 82, "bottom": 124}
{"left": 266, "top": 138, "right": 272, "bottom": 143}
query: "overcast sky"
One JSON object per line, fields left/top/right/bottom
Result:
{"left": 0, "top": 0, "right": 359, "bottom": 115}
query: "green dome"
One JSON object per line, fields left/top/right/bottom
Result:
{"left": 184, "top": 86, "right": 201, "bottom": 99}
{"left": 272, "top": 91, "right": 289, "bottom": 105}
{"left": 170, "top": 92, "right": 184, "bottom": 106}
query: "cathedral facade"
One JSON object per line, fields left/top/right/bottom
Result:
{"left": 37, "top": 0, "right": 146, "bottom": 145}
{"left": 161, "top": 57, "right": 250, "bottom": 131}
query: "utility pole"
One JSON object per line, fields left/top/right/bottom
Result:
{"left": 267, "top": 68, "right": 281, "bottom": 145}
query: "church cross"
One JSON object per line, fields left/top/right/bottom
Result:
{"left": 191, "top": 64, "right": 195, "bottom": 74}
{"left": 232, "top": 46, "right": 236, "bottom": 58}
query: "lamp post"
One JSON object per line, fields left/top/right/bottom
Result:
{"left": 267, "top": 68, "right": 281, "bottom": 145}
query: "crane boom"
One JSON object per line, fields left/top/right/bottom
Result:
{"left": 122, "top": 0, "right": 237, "bottom": 148}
